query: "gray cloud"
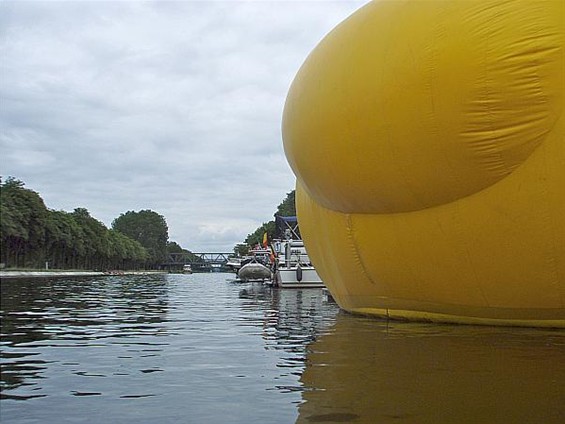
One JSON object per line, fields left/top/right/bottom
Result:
{"left": 0, "top": 0, "right": 366, "bottom": 251}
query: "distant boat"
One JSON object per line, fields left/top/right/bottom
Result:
{"left": 226, "top": 256, "right": 243, "bottom": 272}
{"left": 235, "top": 247, "right": 273, "bottom": 282}
{"left": 182, "top": 264, "right": 192, "bottom": 274}
{"left": 273, "top": 238, "right": 324, "bottom": 288}
{"left": 238, "top": 260, "right": 271, "bottom": 282}
{"left": 271, "top": 216, "right": 324, "bottom": 289}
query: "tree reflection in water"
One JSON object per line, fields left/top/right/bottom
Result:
{"left": 1, "top": 275, "right": 169, "bottom": 400}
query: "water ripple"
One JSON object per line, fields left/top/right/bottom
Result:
{"left": 1, "top": 273, "right": 339, "bottom": 423}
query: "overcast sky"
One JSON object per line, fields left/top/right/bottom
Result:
{"left": 1, "top": 0, "right": 366, "bottom": 252}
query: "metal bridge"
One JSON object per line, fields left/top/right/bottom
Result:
{"left": 164, "top": 252, "right": 233, "bottom": 272}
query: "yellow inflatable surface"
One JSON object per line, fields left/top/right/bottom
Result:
{"left": 282, "top": 0, "right": 565, "bottom": 327}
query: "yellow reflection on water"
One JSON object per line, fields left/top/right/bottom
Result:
{"left": 298, "top": 312, "right": 565, "bottom": 424}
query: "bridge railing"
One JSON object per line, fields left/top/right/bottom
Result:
{"left": 166, "top": 252, "right": 234, "bottom": 265}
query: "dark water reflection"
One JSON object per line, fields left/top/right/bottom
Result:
{"left": 1, "top": 273, "right": 564, "bottom": 424}
{"left": 298, "top": 315, "right": 565, "bottom": 424}
{"left": 1, "top": 275, "right": 170, "bottom": 401}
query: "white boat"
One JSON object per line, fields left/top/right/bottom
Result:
{"left": 270, "top": 215, "right": 324, "bottom": 289}
{"left": 182, "top": 264, "right": 192, "bottom": 274}
{"left": 226, "top": 257, "right": 243, "bottom": 272}
{"left": 272, "top": 238, "right": 324, "bottom": 288}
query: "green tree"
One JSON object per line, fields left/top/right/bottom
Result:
{"left": 275, "top": 190, "right": 296, "bottom": 216}
{"left": 238, "top": 190, "right": 297, "bottom": 250}
{"left": 1, "top": 177, "right": 155, "bottom": 270}
{"left": 112, "top": 210, "right": 169, "bottom": 268}
{"left": 233, "top": 243, "right": 248, "bottom": 256}
{"left": 108, "top": 229, "right": 148, "bottom": 270}
{"left": 71, "top": 208, "right": 111, "bottom": 270}
{"left": 166, "top": 241, "right": 184, "bottom": 253}
{"left": 45, "top": 210, "right": 84, "bottom": 269}
{"left": 244, "top": 221, "right": 276, "bottom": 248}
{"left": 0, "top": 177, "right": 49, "bottom": 267}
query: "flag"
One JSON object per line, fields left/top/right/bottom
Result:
{"left": 262, "top": 232, "right": 268, "bottom": 248}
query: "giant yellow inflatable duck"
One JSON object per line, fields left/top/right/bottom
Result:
{"left": 282, "top": 0, "right": 564, "bottom": 327}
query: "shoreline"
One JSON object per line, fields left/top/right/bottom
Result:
{"left": 0, "top": 270, "right": 167, "bottom": 279}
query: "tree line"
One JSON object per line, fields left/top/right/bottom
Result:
{"left": 233, "top": 190, "right": 296, "bottom": 256}
{"left": 0, "top": 177, "right": 176, "bottom": 270}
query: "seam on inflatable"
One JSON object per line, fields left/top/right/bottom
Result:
{"left": 451, "top": 203, "right": 491, "bottom": 307}
{"left": 538, "top": 146, "right": 564, "bottom": 307}
{"left": 345, "top": 214, "right": 377, "bottom": 286}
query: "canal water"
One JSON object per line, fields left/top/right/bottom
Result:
{"left": 1, "top": 273, "right": 563, "bottom": 423}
